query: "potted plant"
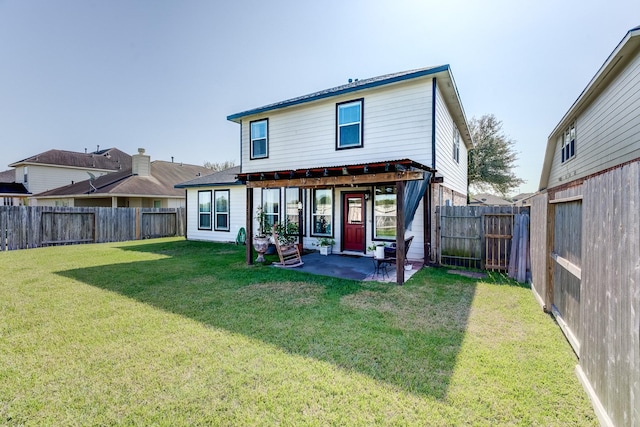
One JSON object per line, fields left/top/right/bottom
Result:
{"left": 368, "top": 242, "right": 386, "bottom": 259}
{"left": 253, "top": 206, "right": 271, "bottom": 262}
{"left": 314, "top": 237, "right": 335, "bottom": 256}
{"left": 273, "top": 220, "right": 299, "bottom": 246}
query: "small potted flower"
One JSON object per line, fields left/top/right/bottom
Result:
{"left": 314, "top": 237, "right": 335, "bottom": 256}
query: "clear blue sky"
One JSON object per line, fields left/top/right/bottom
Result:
{"left": 1, "top": 0, "right": 638, "bottom": 194}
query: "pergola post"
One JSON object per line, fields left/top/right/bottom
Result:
{"left": 246, "top": 187, "right": 254, "bottom": 265}
{"left": 396, "top": 180, "right": 406, "bottom": 285}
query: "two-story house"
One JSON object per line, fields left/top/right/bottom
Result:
{"left": 224, "top": 65, "right": 472, "bottom": 281}
{"left": 8, "top": 147, "right": 131, "bottom": 205}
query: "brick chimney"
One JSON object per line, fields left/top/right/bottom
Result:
{"left": 132, "top": 148, "right": 150, "bottom": 177}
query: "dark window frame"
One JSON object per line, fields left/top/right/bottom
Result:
{"left": 261, "top": 188, "right": 281, "bottom": 233}
{"left": 453, "top": 126, "right": 460, "bottom": 163}
{"left": 372, "top": 185, "right": 397, "bottom": 241}
{"left": 561, "top": 123, "right": 576, "bottom": 163}
{"left": 250, "top": 118, "right": 269, "bottom": 160}
{"left": 335, "top": 98, "right": 364, "bottom": 150}
{"left": 311, "top": 188, "right": 334, "bottom": 237}
{"left": 214, "top": 189, "right": 230, "bottom": 232}
{"left": 197, "top": 190, "right": 212, "bottom": 230}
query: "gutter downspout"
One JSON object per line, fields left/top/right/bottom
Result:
{"left": 431, "top": 77, "right": 437, "bottom": 170}
{"left": 427, "top": 77, "right": 437, "bottom": 264}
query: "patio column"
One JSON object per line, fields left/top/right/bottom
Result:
{"left": 396, "top": 180, "right": 406, "bottom": 285}
{"left": 246, "top": 187, "right": 254, "bottom": 265}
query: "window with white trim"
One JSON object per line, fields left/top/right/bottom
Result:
{"left": 198, "top": 190, "right": 212, "bottom": 230}
{"left": 561, "top": 123, "right": 576, "bottom": 163}
{"left": 214, "top": 190, "right": 230, "bottom": 231}
{"left": 374, "top": 186, "right": 396, "bottom": 240}
{"left": 453, "top": 126, "right": 460, "bottom": 163}
{"left": 336, "top": 99, "right": 363, "bottom": 149}
{"left": 312, "top": 188, "right": 332, "bottom": 236}
{"left": 262, "top": 188, "right": 280, "bottom": 232}
{"left": 250, "top": 119, "right": 268, "bottom": 159}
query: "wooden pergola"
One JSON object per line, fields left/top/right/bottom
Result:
{"left": 237, "top": 159, "right": 435, "bottom": 285}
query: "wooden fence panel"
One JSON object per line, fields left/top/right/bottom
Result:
{"left": 484, "top": 214, "right": 513, "bottom": 270}
{"left": 41, "top": 210, "right": 95, "bottom": 245}
{"left": 580, "top": 162, "right": 640, "bottom": 427}
{"left": 141, "top": 210, "right": 178, "bottom": 238}
{"left": 529, "top": 193, "right": 548, "bottom": 307}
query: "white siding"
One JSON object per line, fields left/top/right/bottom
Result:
{"left": 186, "top": 186, "right": 246, "bottom": 243}
{"left": 434, "top": 84, "right": 468, "bottom": 198}
{"left": 240, "top": 78, "right": 434, "bottom": 173}
{"left": 26, "top": 165, "right": 111, "bottom": 195}
{"left": 548, "top": 51, "right": 640, "bottom": 188}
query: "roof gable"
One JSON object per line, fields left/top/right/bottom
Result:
{"left": 175, "top": 166, "right": 242, "bottom": 188}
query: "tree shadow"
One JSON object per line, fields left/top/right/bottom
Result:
{"left": 57, "top": 240, "right": 476, "bottom": 400}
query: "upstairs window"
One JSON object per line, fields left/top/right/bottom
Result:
{"left": 198, "top": 190, "right": 212, "bottom": 230}
{"left": 250, "top": 119, "right": 268, "bottom": 159}
{"left": 561, "top": 124, "right": 576, "bottom": 163}
{"left": 453, "top": 126, "right": 460, "bottom": 163}
{"left": 336, "top": 99, "right": 363, "bottom": 149}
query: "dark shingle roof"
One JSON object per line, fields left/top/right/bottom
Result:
{"left": 34, "top": 161, "right": 213, "bottom": 197}
{"left": 9, "top": 148, "right": 131, "bottom": 171}
{"left": 175, "top": 166, "right": 242, "bottom": 188}
{"left": 227, "top": 65, "right": 449, "bottom": 121}
{"left": 0, "top": 182, "right": 29, "bottom": 195}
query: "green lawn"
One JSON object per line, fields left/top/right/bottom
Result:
{"left": 0, "top": 238, "right": 596, "bottom": 426}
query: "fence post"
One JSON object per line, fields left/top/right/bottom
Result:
{"left": 135, "top": 208, "right": 141, "bottom": 240}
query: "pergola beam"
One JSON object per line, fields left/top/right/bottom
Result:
{"left": 245, "top": 171, "right": 425, "bottom": 189}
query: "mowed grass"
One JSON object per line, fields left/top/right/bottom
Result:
{"left": 0, "top": 238, "right": 596, "bottom": 426}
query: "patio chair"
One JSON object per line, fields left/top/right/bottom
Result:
{"left": 384, "top": 236, "right": 414, "bottom": 265}
{"left": 272, "top": 227, "right": 304, "bottom": 268}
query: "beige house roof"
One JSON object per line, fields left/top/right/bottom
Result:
{"left": 34, "top": 161, "right": 212, "bottom": 198}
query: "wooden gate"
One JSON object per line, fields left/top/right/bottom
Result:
{"left": 437, "top": 205, "right": 529, "bottom": 273}
{"left": 483, "top": 213, "right": 514, "bottom": 271}
{"left": 550, "top": 197, "right": 583, "bottom": 354}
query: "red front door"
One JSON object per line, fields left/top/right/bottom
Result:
{"left": 343, "top": 193, "right": 365, "bottom": 252}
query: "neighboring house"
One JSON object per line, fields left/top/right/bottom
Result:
{"left": 0, "top": 169, "right": 30, "bottom": 206}
{"left": 510, "top": 192, "right": 534, "bottom": 206}
{"left": 8, "top": 148, "right": 131, "bottom": 202}
{"left": 226, "top": 65, "right": 473, "bottom": 281}
{"left": 531, "top": 26, "right": 640, "bottom": 427}
{"left": 33, "top": 149, "right": 212, "bottom": 208}
{"left": 468, "top": 193, "right": 512, "bottom": 206}
{"left": 174, "top": 166, "right": 244, "bottom": 242}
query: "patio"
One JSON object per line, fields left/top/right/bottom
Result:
{"left": 285, "top": 251, "right": 424, "bottom": 283}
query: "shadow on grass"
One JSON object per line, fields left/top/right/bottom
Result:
{"left": 57, "top": 240, "right": 477, "bottom": 399}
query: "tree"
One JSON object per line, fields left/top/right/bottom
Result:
{"left": 203, "top": 160, "right": 236, "bottom": 171}
{"left": 468, "top": 114, "right": 524, "bottom": 196}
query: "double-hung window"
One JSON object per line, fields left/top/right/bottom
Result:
{"left": 250, "top": 119, "right": 268, "bottom": 159}
{"left": 198, "top": 190, "right": 212, "bottom": 230}
{"left": 373, "top": 186, "right": 397, "bottom": 240}
{"left": 453, "top": 126, "right": 460, "bottom": 163}
{"left": 312, "top": 189, "right": 333, "bottom": 236}
{"left": 214, "top": 190, "right": 230, "bottom": 231}
{"left": 336, "top": 99, "right": 363, "bottom": 149}
{"left": 561, "top": 124, "right": 576, "bottom": 163}
{"left": 285, "top": 188, "right": 303, "bottom": 233}
{"left": 262, "top": 188, "right": 280, "bottom": 232}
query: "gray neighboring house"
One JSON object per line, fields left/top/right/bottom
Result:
{"left": 175, "top": 166, "right": 245, "bottom": 243}
{"left": 468, "top": 193, "right": 512, "bottom": 206}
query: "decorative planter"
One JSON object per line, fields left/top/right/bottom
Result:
{"left": 404, "top": 263, "right": 413, "bottom": 271}
{"left": 375, "top": 246, "right": 385, "bottom": 259}
{"left": 253, "top": 236, "right": 270, "bottom": 262}
{"left": 319, "top": 245, "right": 332, "bottom": 256}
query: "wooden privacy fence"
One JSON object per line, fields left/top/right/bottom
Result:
{"left": 436, "top": 205, "right": 530, "bottom": 280}
{"left": 0, "top": 206, "right": 186, "bottom": 251}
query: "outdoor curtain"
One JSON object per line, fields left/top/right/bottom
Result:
{"left": 403, "top": 171, "right": 431, "bottom": 231}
